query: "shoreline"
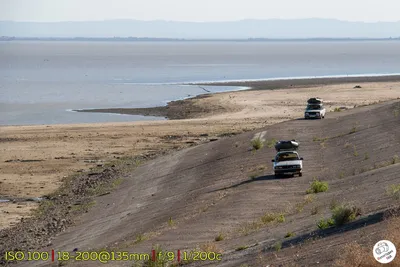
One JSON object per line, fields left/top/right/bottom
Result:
{"left": 76, "top": 74, "right": 400, "bottom": 119}
{"left": 75, "top": 93, "right": 216, "bottom": 120}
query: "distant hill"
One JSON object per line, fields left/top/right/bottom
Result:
{"left": 1, "top": 19, "right": 400, "bottom": 39}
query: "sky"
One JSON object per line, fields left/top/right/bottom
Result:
{"left": 1, "top": 0, "right": 399, "bottom": 23}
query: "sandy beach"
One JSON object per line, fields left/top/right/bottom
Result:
{"left": 1, "top": 76, "right": 400, "bottom": 230}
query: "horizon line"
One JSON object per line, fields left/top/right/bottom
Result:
{"left": 2, "top": 18, "right": 400, "bottom": 24}
{"left": 2, "top": 37, "right": 400, "bottom": 40}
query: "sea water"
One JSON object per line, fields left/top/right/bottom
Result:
{"left": 1, "top": 41, "right": 400, "bottom": 125}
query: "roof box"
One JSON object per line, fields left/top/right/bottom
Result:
{"left": 275, "top": 140, "right": 299, "bottom": 152}
{"left": 307, "top": 98, "right": 323, "bottom": 104}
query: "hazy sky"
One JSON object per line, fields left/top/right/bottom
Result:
{"left": 1, "top": 0, "right": 399, "bottom": 22}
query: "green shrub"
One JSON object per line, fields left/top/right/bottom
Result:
{"left": 285, "top": 232, "right": 295, "bottom": 238}
{"left": 331, "top": 205, "right": 361, "bottom": 226}
{"left": 235, "top": 246, "right": 249, "bottom": 251}
{"left": 261, "top": 213, "right": 276, "bottom": 224}
{"left": 392, "top": 155, "right": 400, "bottom": 164}
{"left": 265, "top": 138, "right": 277, "bottom": 148}
{"left": 330, "top": 199, "right": 339, "bottom": 210}
{"left": 143, "top": 244, "right": 167, "bottom": 267}
{"left": 251, "top": 138, "right": 264, "bottom": 150}
{"left": 261, "top": 213, "right": 285, "bottom": 224}
{"left": 353, "top": 146, "right": 359, "bottom": 157}
{"left": 277, "top": 214, "right": 285, "bottom": 223}
{"left": 317, "top": 218, "right": 335, "bottom": 229}
{"left": 387, "top": 184, "right": 400, "bottom": 200}
{"left": 273, "top": 242, "right": 282, "bottom": 251}
{"left": 306, "top": 179, "right": 329, "bottom": 194}
{"left": 168, "top": 217, "right": 175, "bottom": 227}
{"left": 215, "top": 233, "right": 224, "bottom": 242}
{"left": 135, "top": 233, "right": 145, "bottom": 243}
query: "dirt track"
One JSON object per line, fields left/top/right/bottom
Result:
{"left": 10, "top": 99, "right": 399, "bottom": 267}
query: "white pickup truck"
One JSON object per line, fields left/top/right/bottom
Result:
{"left": 272, "top": 141, "right": 303, "bottom": 177}
{"left": 304, "top": 98, "right": 326, "bottom": 119}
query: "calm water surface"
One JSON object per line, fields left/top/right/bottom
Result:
{"left": 1, "top": 41, "right": 400, "bottom": 125}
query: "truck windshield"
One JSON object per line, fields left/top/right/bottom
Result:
{"left": 276, "top": 152, "right": 299, "bottom": 162}
{"left": 307, "top": 104, "right": 322, "bottom": 110}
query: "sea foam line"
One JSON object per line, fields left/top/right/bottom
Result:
{"left": 115, "top": 72, "right": 400, "bottom": 85}
{"left": 182, "top": 73, "right": 400, "bottom": 84}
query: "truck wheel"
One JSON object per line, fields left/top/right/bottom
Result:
{"left": 299, "top": 173, "right": 303, "bottom": 177}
